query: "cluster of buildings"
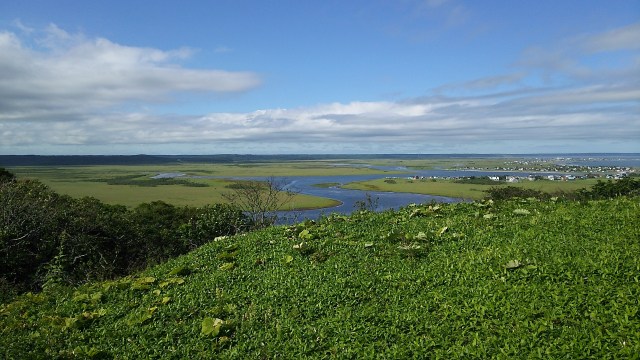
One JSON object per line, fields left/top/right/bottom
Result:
{"left": 460, "top": 160, "right": 635, "bottom": 174}
{"left": 401, "top": 172, "right": 632, "bottom": 184}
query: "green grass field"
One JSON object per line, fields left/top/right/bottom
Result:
{"left": 343, "top": 178, "right": 600, "bottom": 200}
{"left": 7, "top": 161, "right": 399, "bottom": 209}
{"left": 2, "top": 197, "right": 638, "bottom": 358}
{"left": 2, "top": 160, "right": 618, "bottom": 206}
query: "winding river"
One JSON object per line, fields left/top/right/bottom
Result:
{"left": 164, "top": 166, "right": 593, "bottom": 222}
{"left": 274, "top": 174, "right": 459, "bottom": 222}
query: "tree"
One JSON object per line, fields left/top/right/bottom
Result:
{"left": 128, "top": 201, "right": 194, "bottom": 268}
{"left": 223, "top": 177, "right": 296, "bottom": 229}
{"left": 0, "top": 179, "right": 67, "bottom": 289}
{"left": 0, "top": 168, "right": 15, "bottom": 183}
{"left": 178, "top": 204, "right": 250, "bottom": 249}
{"left": 49, "top": 197, "right": 132, "bottom": 285}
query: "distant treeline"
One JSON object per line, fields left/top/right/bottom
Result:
{"left": 7, "top": 153, "right": 637, "bottom": 166}
{"left": 1, "top": 154, "right": 463, "bottom": 166}
{"left": 1, "top": 154, "right": 418, "bottom": 166}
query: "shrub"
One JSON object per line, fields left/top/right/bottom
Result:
{"left": 485, "top": 186, "right": 547, "bottom": 200}
{"left": 588, "top": 178, "right": 640, "bottom": 199}
{"left": 127, "top": 201, "right": 195, "bottom": 268}
{"left": 0, "top": 168, "right": 15, "bottom": 183}
{"left": 48, "top": 197, "right": 133, "bottom": 285}
{"left": 0, "top": 180, "right": 249, "bottom": 295}
{"left": 179, "top": 204, "right": 251, "bottom": 249}
{"left": 0, "top": 180, "right": 68, "bottom": 289}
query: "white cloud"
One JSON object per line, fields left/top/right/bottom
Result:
{"left": 3, "top": 79, "right": 636, "bottom": 150}
{"left": 583, "top": 22, "right": 640, "bottom": 53}
{"left": 0, "top": 24, "right": 261, "bottom": 124}
{"left": 0, "top": 23, "right": 638, "bottom": 154}
{"left": 518, "top": 22, "right": 640, "bottom": 82}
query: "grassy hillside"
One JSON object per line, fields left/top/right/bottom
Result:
{"left": 2, "top": 197, "right": 639, "bottom": 358}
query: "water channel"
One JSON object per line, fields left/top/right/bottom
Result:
{"left": 154, "top": 164, "right": 604, "bottom": 222}
{"left": 187, "top": 166, "right": 581, "bottom": 222}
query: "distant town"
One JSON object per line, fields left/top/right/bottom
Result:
{"left": 390, "top": 158, "right": 637, "bottom": 184}
{"left": 401, "top": 172, "right": 630, "bottom": 184}
{"left": 448, "top": 158, "right": 635, "bottom": 180}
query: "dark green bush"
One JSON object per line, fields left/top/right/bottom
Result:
{"left": 0, "top": 168, "right": 15, "bottom": 183}
{"left": 0, "top": 180, "right": 67, "bottom": 288}
{"left": 44, "top": 197, "right": 132, "bottom": 286}
{"left": 0, "top": 179, "right": 249, "bottom": 297}
{"left": 128, "top": 201, "right": 196, "bottom": 268}
{"left": 485, "top": 186, "right": 547, "bottom": 200}
{"left": 179, "top": 204, "right": 251, "bottom": 249}
{"left": 485, "top": 177, "right": 640, "bottom": 201}
{"left": 588, "top": 177, "right": 640, "bottom": 199}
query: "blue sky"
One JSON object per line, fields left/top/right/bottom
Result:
{"left": 0, "top": 0, "right": 638, "bottom": 154}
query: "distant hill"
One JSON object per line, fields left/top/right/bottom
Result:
{"left": 2, "top": 153, "right": 638, "bottom": 167}
{"left": 0, "top": 155, "right": 173, "bottom": 166}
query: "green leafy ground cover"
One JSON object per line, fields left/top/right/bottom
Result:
{"left": 2, "top": 197, "right": 639, "bottom": 358}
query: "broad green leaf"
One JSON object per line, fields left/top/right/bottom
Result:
{"left": 415, "top": 232, "right": 428, "bottom": 240}
{"left": 292, "top": 242, "right": 306, "bottom": 250}
{"left": 437, "top": 227, "right": 448, "bottom": 236}
{"left": 218, "top": 262, "right": 235, "bottom": 271}
{"left": 159, "top": 277, "right": 185, "bottom": 288}
{"left": 169, "top": 266, "right": 192, "bottom": 276}
{"left": 201, "top": 317, "right": 224, "bottom": 337}
{"left": 505, "top": 260, "right": 522, "bottom": 270}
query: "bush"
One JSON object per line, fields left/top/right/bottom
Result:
{"left": 0, "top": 180, "right": 68, "bottom": 289}
{"left": 0, "top": 179, "right": 250, "bottom": 295}
{"left": 127, "top": 201, "right": 195, "bottom": 268}
{"left": 485, "top": 186, "right": 547, "bottom": 201}
{"left": 0, "top": 168, "right": 15, "bottom": 183}
{"left": 46, "top": 197, "right": 133, "bottom": 285}
{"left": 179, "top": 204, "right": 251, "bottom": 249}
{"left": 588, "top": 178, "right": 640, "bottom": 199}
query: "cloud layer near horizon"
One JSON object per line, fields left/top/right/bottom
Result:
{"left": 1, "top": 23, "right": 638, "bottom": 154}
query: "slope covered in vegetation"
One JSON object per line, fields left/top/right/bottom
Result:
{"left": 2, "top": 196, "right": 639, "bottom": 358}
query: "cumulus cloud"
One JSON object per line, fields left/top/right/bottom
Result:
{"left": 0, "top": 24, "right": 261, "bottom": 124}
{"left": 4, "top": 79, "right": 636, "bottom": 149}
{"left": 1, "top": 23, "right": 638, "bottom": 154}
